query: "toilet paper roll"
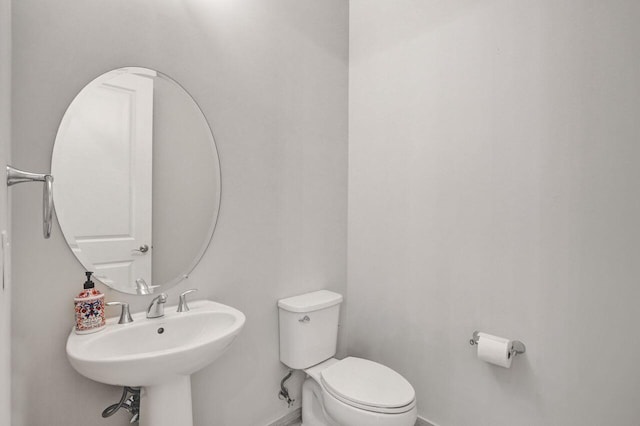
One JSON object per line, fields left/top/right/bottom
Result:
{"left": 477, "top": 332, "right": 512, "bottom": 368}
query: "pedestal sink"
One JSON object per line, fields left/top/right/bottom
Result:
{"left": 66, "top": 300, "right": 245, "bottom": 426}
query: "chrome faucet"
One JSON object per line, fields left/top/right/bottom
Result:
{"left": 146, "top": 293, "right": 168, "bottom": 319}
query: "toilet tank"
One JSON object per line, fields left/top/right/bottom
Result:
{"left": 278, "top": 290, "right": 343, "bottom": 370}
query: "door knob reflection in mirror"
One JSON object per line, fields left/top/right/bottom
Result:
{"left": 132, "top": 244, "right": 150, "bottom": 254}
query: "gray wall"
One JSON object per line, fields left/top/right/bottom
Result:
{"left": 0, "top": 0, "right": 10, "bottom": 423}
{"left": 11, "top": 1, "right": 348, "bottom": 425}
{"left": 348, "top": 1, "right": 640, "bottom": 425}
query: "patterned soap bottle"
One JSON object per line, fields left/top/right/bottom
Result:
{"left": 74, "top": 271, "right": 105, "bottom": 334}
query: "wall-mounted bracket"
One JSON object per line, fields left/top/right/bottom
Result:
{"left": 7, "top": 165, "right": 54, "bottom": 239}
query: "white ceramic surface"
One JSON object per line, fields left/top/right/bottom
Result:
{"left": 66, "top": 299, "right": 245, "bottom": 426}
{"left": 67, "top": 299, "right": 245, "bottom": 386}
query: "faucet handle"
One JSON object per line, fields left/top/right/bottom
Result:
{"left": 106, "top": 301, "right": 134, "bottom": 324}
{"left": 177, "top": 289, "right": 198, "bottom": 313}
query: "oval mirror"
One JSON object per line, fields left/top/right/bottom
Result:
{"left": 51, "top": 67, "right": 221, "bottom": 295}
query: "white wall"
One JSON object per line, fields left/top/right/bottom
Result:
{"left": 0, "top": 0, "right": 10, "bottom": 424}
{"left": 348, "top": 1, "right": 640, "bottom": 425}
{"left": 11, "top": 1, "right": 347, "bottom": 425}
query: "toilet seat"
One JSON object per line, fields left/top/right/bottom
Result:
{"left": 319, "top": 357, "right": 416, "bottom": 414}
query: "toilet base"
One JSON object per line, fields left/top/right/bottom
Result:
{"left": 302, "top": 378, "right": 340, "bottom": 426}
{"left": 301, "top": 377, "right": 417, "bottom": 426}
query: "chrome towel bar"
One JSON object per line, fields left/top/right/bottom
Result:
{"left": 7, "top": 165, "right": 54, "bottom": 239}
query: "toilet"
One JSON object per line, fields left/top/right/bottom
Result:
{"left": 278, "top": 290, "right": 417, "bottom": 426}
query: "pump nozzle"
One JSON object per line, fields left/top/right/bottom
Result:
{"left": 84, "top": 271, "right": 95, "bottom": 289}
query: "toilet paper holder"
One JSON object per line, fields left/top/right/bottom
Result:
{"left": 469, "top": 331, "right": 526, "bottom": 358}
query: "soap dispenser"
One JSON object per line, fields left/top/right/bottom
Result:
{"left": 74, "top": 271, "right": 106, "bottom": 334}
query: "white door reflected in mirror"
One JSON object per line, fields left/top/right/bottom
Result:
{"left": 55, "top": 70, "right": 154, "bottom": 287}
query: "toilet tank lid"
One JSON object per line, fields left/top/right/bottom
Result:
{"left": 278, "top": 290, "right": 343, "bottom": 313}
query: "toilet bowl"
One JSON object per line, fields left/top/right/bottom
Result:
{"left": 302, "top": 357, "right": 417, "bottom": 426}
{"left": 277, "top": 290, "right": 417, "bottom": 426}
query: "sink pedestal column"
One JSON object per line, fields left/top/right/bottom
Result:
{"left": 140, "top": 376, "right": 193, "bottom": 426}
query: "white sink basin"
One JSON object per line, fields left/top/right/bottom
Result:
{"left": 66, "top": 299, "right": 245, "bottom": 426}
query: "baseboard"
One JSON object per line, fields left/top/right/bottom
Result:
{"left": 416, "top": 415, "right": 440, "bottom": 426}
{"left": 266, "top": 409, "right": 436, "bottom": 426}
{"left": 266, "top": 408, "right": 302, "bottom": 426}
